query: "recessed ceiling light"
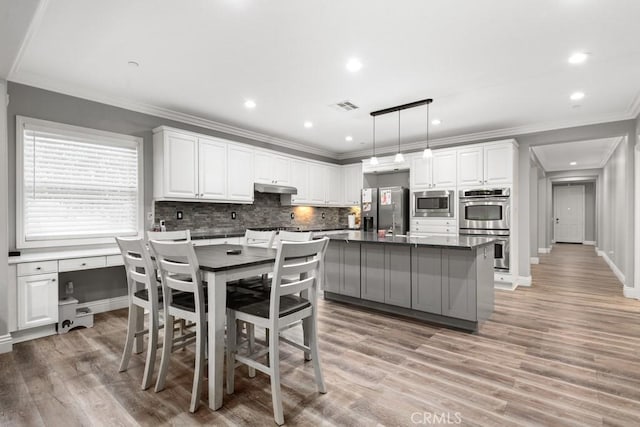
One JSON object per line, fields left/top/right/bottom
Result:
{"left": 570, "top": 91, "right": 585, "bottom": 101}
{"left": 244, "top": 99, "right": 256, "bottom": 109}
{"left": 570, "top": 161, "right": 577, "bottom": 166}
{"left": 127, "top": 60, "right": 140, "bottom": 68}
{"left": 431, "top": 119, "right": 442, "bottom": 125}
{"left": 345, "top": 136, "right": 353, "bottom": 142}
{"left": 568, "top": 52, "right": 589, "bottom": 64}
{"left": 346, "top": 58, "right": 363, "bottom": 73}
{"left": 304, "top": 121, "right": 313, "bottom": 128}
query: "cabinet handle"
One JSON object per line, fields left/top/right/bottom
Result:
{"left": 478, "top": 180, "right": 483, "bottom": 183}
{"left": 200, "top": 193, "right": 204, "bottom": 197}
{"left": 52, "top": 278, "right": 56, "bottom": 282}
{"left": 81, "top": 263, "right": 86, "bottom": 266}
{"left": 36, "top": 267, "right": 41, "bottom": 270}
{"left": 195, "top": 193, "right": 199, "bottom": 197}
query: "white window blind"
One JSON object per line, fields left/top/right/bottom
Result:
{"left": 20, "top": 120, "right": 141, "bottom": 244}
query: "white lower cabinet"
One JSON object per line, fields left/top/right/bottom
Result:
{"left": 18, "top": 272, "right": 59, "bottom": 330}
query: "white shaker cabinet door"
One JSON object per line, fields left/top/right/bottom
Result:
{"left": 342, "top": 163, "right": 362, "bottom": 205}
{"left": 410, "top": 156, "right": 432, "bottom": 188}
{"left": 254, "top": 151, "right": 274, "bottom": 184}
{"left": 432, "top": 150, "right": 457, "bottom": 188}
{"left": 272, "top": 155, "right": 291, "bottom": 185}
{"left": 198, "top": 137, "right": 228, "bottom": 200}
{"left": 227, "top": 144, "right": 255, "bottom": 202}
{"left": 326, "top": 166, "right": 343, "bottom": 205}
{"left": 484, "top": 143, "right": 513, "bottom": 185}
{"left": 18, "top": 273, "right": 59, "bottom": 330}
{"left": 290, "top": 159, "right": 310, "bottom": 203}
{"left": 307, "top": 163, "right": 327, "bottom": 205}
{"left": 457, "top": 147, "right": 484, "bottom": 187}
{"left": 164, "top": 132, "right": 199, "bottom": 198}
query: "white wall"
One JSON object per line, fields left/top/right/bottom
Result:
{"left": 537, "top": 178, "right": 548, "bottom": 250}
{"left": 0, "top": 80, "right": 8, "bottom": 337}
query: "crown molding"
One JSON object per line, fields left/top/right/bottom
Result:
{"left": 599, "top": 136, "right": 624, "bottom": 168}
{"left": 336, "top": 112, "right": 635, "bottom": 160}
{"left": 628, "top": 90, "right": 640, "bottom": 120}
{"left": 7, "top": 0, "right": 50, "bottom": 81}
{"left": 8, "top": 76, "right": 339, "bottom": 159}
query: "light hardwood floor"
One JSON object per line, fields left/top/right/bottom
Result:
{"left": 2, "top": 244, "right": 640, "bottom": 426}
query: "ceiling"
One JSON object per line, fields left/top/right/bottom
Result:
{"left": 531, "top": 137, "right": 620, "bottom": 172}
{"left": 4, "top": 0, "right": 640, "bottom": 158}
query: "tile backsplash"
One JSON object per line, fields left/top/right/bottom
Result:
{"left": 154, "top": 192, "right": 360, "bottom": 233}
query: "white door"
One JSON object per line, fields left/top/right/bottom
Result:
{"left": 164, "top": 132, "right": 198, "bottom": 198}
{"left": 198, "top": 137, "right": 227, "bottom": 199}
{"left": 326, "top": 166, "right": 343, "bottom": 205}
{"left": 290, "top": 159, "right": 309, "bottom": 203}
{"left": 308, "top": 163, "right": 327, "bottom": 205}
{"left": 410, "top": 156, "right": 432, "bottom": 188}
{"left": 554, "top": 185, "right": 585, "bottom": 243}
{"left": 484, "top": 143, "right": 513, "bottom": 185}
{"left": 227, "top": 144, "right": 254, "bottom": 202}
{"left": 457, "top": 147, "right": 484, "bottom": 186}
{"left": 18, "top": 273, "right": 58, "bottom": 330}
{"left": 432, "top": 150, "right": 457, "bottom": 188}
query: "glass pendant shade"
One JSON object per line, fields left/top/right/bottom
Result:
{"left": 394, "top": 152, "right": 405, "bottom": 163}
{"left": 370, "top": 156, "right": 379, "bottom": 165}
{"left": 422, "top": 148, "right": 433, "bottom": 158}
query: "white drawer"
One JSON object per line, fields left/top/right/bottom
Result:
{"left": 17, "top": 260, "right": 58, "bottom": 277}
{"left": 412, "top": 225, "right": 456, "bottom": 234}
{"left": 106, "top": 254, "right": 124, "bottom": 267}
{"left": 412, "top": 219, "right": 456, "bottom": 227}
{"left": 59, "top": 256, "right": 106, "bottom": 272}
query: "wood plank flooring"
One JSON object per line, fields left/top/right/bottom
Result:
{"left": 2, "top": 244, "right": 640, "bottom": 426}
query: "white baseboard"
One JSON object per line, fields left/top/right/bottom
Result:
{"left": 538, "top": 247, "right": 551, "bottom": 254}
{"left": 599, "top": 251, "right": 625, "bottom": 285}
{"left": 517, "top": 275, "right": 532, "bottom": 287}
{"left": 11, "top": 325, "right": 57, "bottom": 345}
{"left": 494, "top": 281, "right": 518, "bottom": 291}
{"left": 583, "top": 241, "right": 596, "bottom": 246}
{"left": 78, "top": 295, "right": 128, "bottom": 314}
{"left": 530, "top": 257, "right": 540, "bottom": 265}
{"left": 0, "top": 334, "right": 13, "bottom": 354}
{"left": 623, "top": 286, "right": 640, "bottom": 299}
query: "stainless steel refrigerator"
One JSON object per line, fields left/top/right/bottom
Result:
{"left": 361, "top": 186, "right": 410, "bottom": 235}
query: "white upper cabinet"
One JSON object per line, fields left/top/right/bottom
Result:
{"left": 410, "top": 150, "right": 456, "bottom": 189}
{"left": 457, "top": 146, "right": 484, "bottom": 187}
{"left": 154, "top": 127, "right": 254, "bottom": 203}
{"left": 483, "top": 143, "right": 513, "bottom": 185}
{"left": 326, "top": 165, "right": 343, "bottom": 206}
{"left": 432, "top": 150, "right": 457, "bottom": 187}
{"left": 342, "top": 163, "right": 362, "bottom": 206}
{"left": 227, "top": 144, "right": 254, "bottom": 202}
{"left": 198, "top": 137, "right": 227, "bottom": 200}
{"left": 307, "top": 163, "right": 327, "bottom": 205}
{"left": 289, "top": 159, "right": 309, "bottom": 204}
{"left": 254, "top": 151, "right": 291, "bottom": 185}
{"left": 163, "top": 131, "right": 199, "bottom": 198}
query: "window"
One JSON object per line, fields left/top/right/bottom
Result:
{"left": 17, "top": 116, "right": 143, "bottom": 248}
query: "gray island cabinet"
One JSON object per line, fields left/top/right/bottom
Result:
{"left": 322, "top": 231, "right": 495, "bottom": 331}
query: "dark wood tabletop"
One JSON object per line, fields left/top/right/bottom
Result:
{"left": 194, "top": 244, "right": 277, "bottom": 272}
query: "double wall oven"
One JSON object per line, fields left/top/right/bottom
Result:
{"left": 459, "top": 188, "right": 511, "bottom": 271}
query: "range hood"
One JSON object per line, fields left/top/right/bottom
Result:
{"left": 254, "top": 182, "right": 298, "bottom": 195}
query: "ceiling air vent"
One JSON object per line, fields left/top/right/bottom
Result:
{"left": 330, "top": 100, "right": 359, "bottom": 111}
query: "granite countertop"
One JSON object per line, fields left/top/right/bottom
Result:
{"left": 189, "top": 227, "right": 354, "bottom": 240}
{"left": 324, "top": 230, "right": 497, "bottom": 249}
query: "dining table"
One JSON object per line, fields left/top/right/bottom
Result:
{"left": 194, "top": 243, "right": 311, "bottom": 411}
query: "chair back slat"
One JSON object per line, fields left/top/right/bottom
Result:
{"left": 273, "top": 231, "right": 313, "bottom": 248}
{"left": 116, "top": 237, "right": 158, "bottom": 305}
{"left": 149, "top": 240, "right": 203, "bottom": 298}
{"left": 245, "top": 230, "right": 276, "bottom": 247}
{"left": 147, "top": 229, "right": 191, "bottom": 243}
{"left": 269, "top": 237, "right": 329, "bottom": 322}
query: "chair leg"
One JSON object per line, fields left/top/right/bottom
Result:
{"left": 308, "top": 313, "right": 326, "bottom": 393}
{"left": 302, "top": 317, "right": 312, "bottom": 361}
{"left": 155, "top": 312, "right": 175, "bottom": 392}
{"left": 189, "top": 318, "right": 206, "bottom": 413}
{"left": 226, "top": 310, "right": 237, "bottom": 395}
{"left": 247, "top": 323, "right": 256, "bottom": 378}
{"left": 119, "top": 303, "right": 137, "bottom": 372}
{"left": 268, "top": 326, "right": 284, "bottom": 425}
{"left": 134, "top": 305, "right": 144, "bottom": 354}
{"left": 141, "top": 306, "right": 159, "bottom": 390}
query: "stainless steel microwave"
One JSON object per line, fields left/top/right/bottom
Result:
{"left": 413, "top": 190, "right": 454, "bottom": 218}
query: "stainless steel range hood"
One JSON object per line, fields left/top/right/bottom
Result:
{"left": 254, "top": 182, "right": 298, "bottom": 195}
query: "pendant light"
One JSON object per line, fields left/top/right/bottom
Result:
{"left": 369, "top": 115, "right": 379, "bottom": 165}
{"left": 423, "top": 98, "right": 434, "bottom": 158}
{"left": 394, "top": 110, "right": 405, "bottom": 163}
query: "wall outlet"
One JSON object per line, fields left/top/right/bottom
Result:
{"left": 290, "top": 212, "right": 295, "bottom": 220}
{"left": 146, "top": 211, "right": 154, "bottom": 222}
{"left": 321, "top": 212, "right": 326, "bottom": 219}
{"left": 231, "top": 212, "right": 237, "bottom": 220}
{"left": 176, "top": 211, "right": 183, "bottom": 220}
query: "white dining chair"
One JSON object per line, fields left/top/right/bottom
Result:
{"left": 225, "top": 237, "right": 329, "bottom": 425}
{"left": 272, "top": 230, "right": 313, "bottom": 247}
{"left": 150, "top": 239, "right": 207, "bottom": 413}
{"left": 147, "top": 229, "right": 191, "bottom": 242}
{"left": 244, "top": 229, "right": 276, "bottom": 248}
{"left": 116, "top": 237, "right": 164, "bottom": 390}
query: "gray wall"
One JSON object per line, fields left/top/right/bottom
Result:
{"left": 0, "top": 80, "right": 8, "bottom": 337}
{"left": 5, "top": 82, "right": 337, "bottom": 250}
{"left": 529, "top": 161, "right": 539, "bottom": 257}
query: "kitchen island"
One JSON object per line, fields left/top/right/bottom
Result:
{"left": 320, "top": 231, "right": 496, "bottom": 331}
